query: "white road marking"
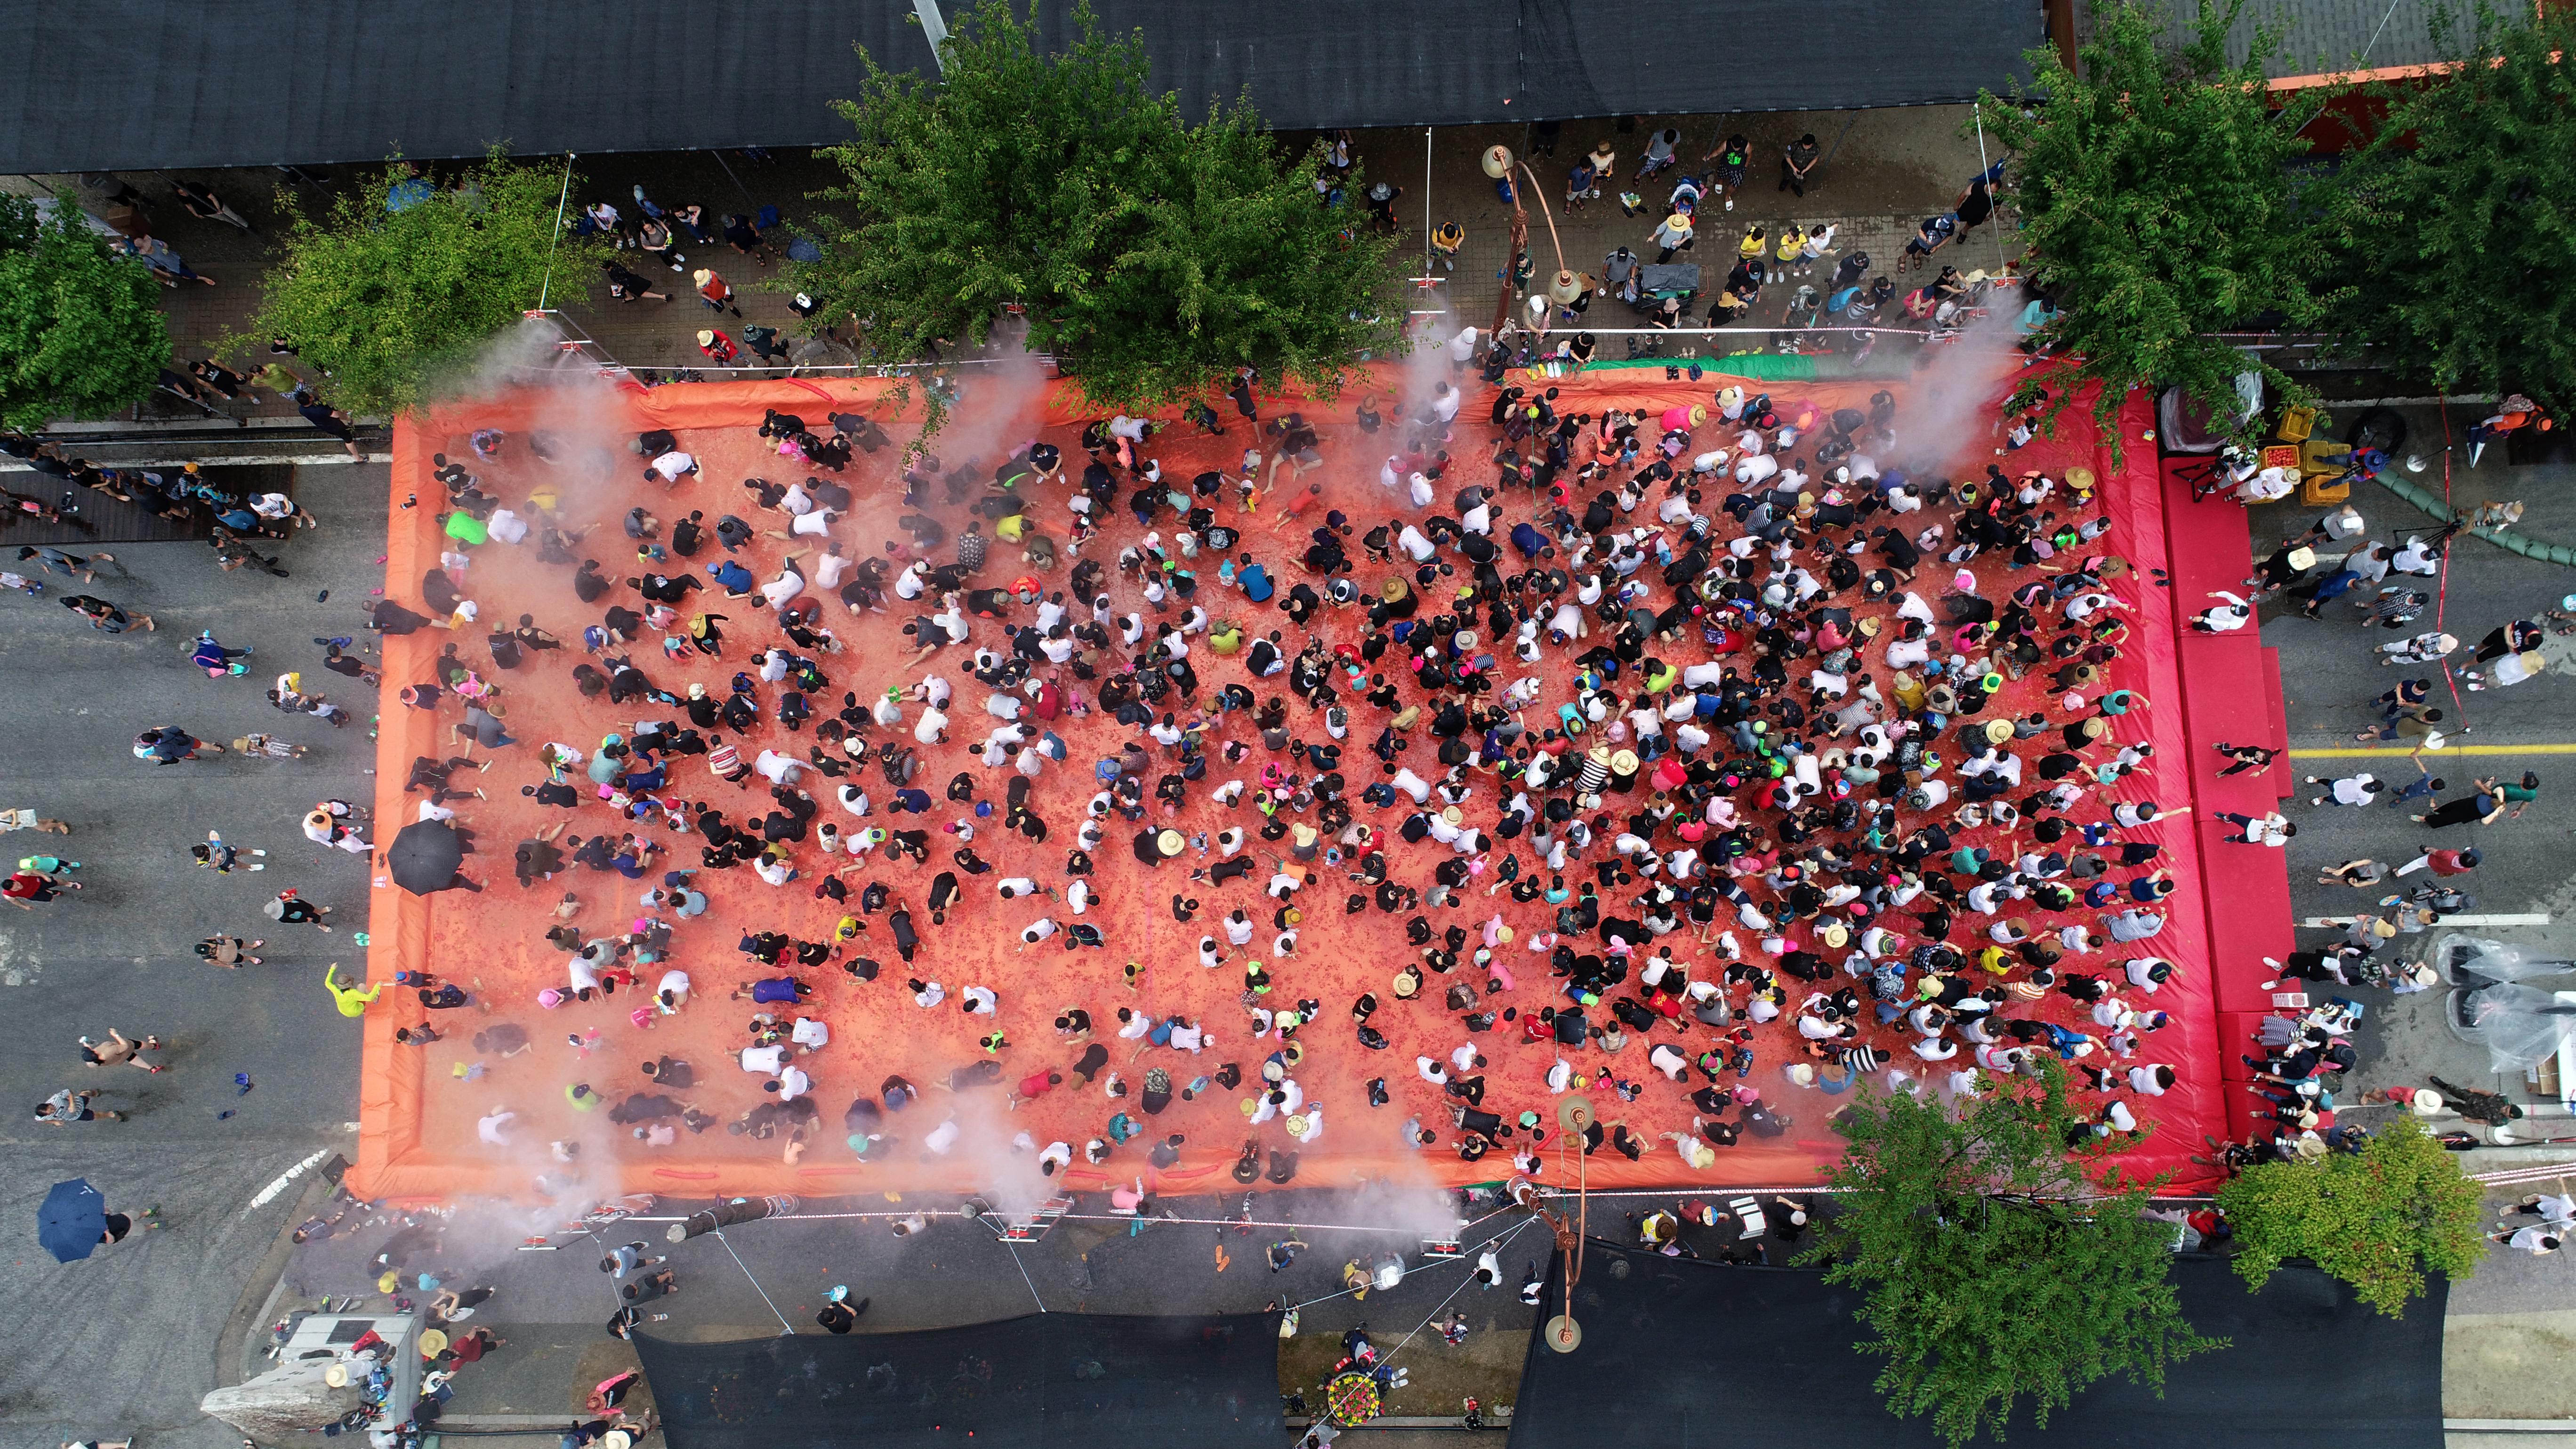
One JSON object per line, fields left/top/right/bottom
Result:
{"left": 247, "top": 1146, "right": 335, "bottom": 1211}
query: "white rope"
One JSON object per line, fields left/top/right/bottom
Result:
{"left": 536, "top": 153, "right": 575, "bottom": 314}
{"left": 1381, "top": 1217, "right": 1540, "bottom": 1363}
{"left": 711, "top": 1227, "right": 798, "bottom": 1335}
{"left": 1002, "top": 1238, "right": 1049, "bottom": 1314}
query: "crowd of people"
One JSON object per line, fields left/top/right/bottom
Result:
{"left": 328, "top": 311, "right": 2330, "bottom": 1214}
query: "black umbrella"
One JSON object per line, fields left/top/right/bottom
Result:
{"left": 386, "top": 819, "right": 465, "bottom": 894}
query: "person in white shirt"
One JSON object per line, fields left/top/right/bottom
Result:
{"left": 646, "top": 450, "right": 698, "bottom": 487}
{"left": 2306, "top": 771, "right": 2378, "bottom": 807}
{"left": 2190, "top": 590, "right": 2252, "bottom": 632}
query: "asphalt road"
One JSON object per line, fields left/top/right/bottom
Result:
{"left": 0, "top": 463, "right": 387, "bottom": 1449}
{"left": 7, "top": 430, "right": 2576, "bottom": 1447}
{"left": 2254, "top": 427, "right": 2576, "bottom": 1111}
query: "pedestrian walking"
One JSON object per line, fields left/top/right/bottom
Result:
{"left": 196, "top": 934, "right": 266, "bottom": 966}
{"left": 268, "top": 890, "right": 335, "bottom": 930}
{"left": 34, "top": 1087, "right": 123, "bottom": 1123}
{"left": 63, "top": 595, "right": 155, "bottom": 633}
{"left": 4, "top": 864, "right": 82, "bottom": 909}
{"left": 173, "top": 177, "right": 257, "bottom": 233}
{"left": 79, "top": 1029, "right": 164, "bottom": 1072}
{"left": 297, "top": 396, "right": 368, "bottom": 461}
{"left": 691, "top": 269, "right": 742, "bottom": 318}
{"left": 2303, "top": 772, "right": 2380, "bottom": 807}
{"left": 2415, "top": 778, "right": 2504, "bottom": 828}
{"left": 193, "top": 829, "right": 267, "bottom": 872}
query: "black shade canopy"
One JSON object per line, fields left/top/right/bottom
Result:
{"left": 3, "top": 1, "right": 2041, "bottom": 174}
{"left": 1506, "top": 1242, "right": 2445, "bottom": 1449}
{"left": 632, "top": 1311, "right": 1282, "bottom": 1449}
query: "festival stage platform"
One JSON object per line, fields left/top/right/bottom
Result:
{"left": 349, "top": 361, "right": 2278, "bottom": 1205}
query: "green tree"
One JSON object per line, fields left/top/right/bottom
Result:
{"left": 2329, "top": 3, "right": 2576, "bottom": 410}
{"left": 1978, "top": 0, "right": 2344, "bottom": 451}
{"left": 2216, "top": 1115, "right": 2484, "bottom": 1317}
{"left": 248, "top": 151, "right": 597, "bottom": 417}
{"left": 0, "top": 195, "right": 169, "bottom": 430}
{"left": 1797, "top": 1063, "right": 2219, "bottom": 1447}
{"left": 788, "top": 0, "right": 1399, "bottom": 413}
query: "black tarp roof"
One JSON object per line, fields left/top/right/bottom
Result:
{"left": 1507, "top": 1242, "right": 2445, "bottom": 1449}
{"left": 3, "top": 1, "right": 2043, "bottom": 174}
{"left": 630, "top": 1311, "right": 1281, "bottom": 1449}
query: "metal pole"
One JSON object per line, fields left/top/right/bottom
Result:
{"left": 537, "top": 153, "right": 575, "bottom": 313}
{"left": 1492, "top": 198, "right": 1527, "bottom": 339}
{"left": 711, "top": 150, "right": 759, "bottom": 209}
{"left": 1422, "top": 126, "right": 1433, "bottom": 282}
{"left": 915, "top": 0, "right": 951, "bottom": 73}
{"left": 1972, "top": 110, "right": 2010, "bottom": 278}
{"left": 1519, "top": 162, "right": 1568, "bottom": 273}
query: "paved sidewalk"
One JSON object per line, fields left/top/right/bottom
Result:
{"left": 11, "top": 108, "right": 2012, "bottom": 428}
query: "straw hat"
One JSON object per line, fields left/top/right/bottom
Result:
{"left": 1382, "top": 578, "right": 1409, "bottom": 602}
{"left": 325, "top": 1364, "right": 351, "bottom": 1388}
{"left": 2410, "top": 1088, "right": 2442, "bottom": 1115}
{"left": 1983, "top": 719, "right": 2014, "bottom": 745}
{"left": 1819, "top": 922, "right": 1849, "bottom": 949}
{"left": 1441, "top": 805, "right": 1464, "bottom": 826}
{"left": 1665, "top": 212, "right": 1693, "bottom": 232}
{"left": 1785, "top": 1063, "right": 1817, "bottom": 1087}
{"left": 378, "top": 1270, "right": 400, "bottom": 1294}
{"left": 691, "top": 268, "right": 714, "bottom": 287}
{"left": 418, "top": 1328, "right": 450, "bottom": 1357}
{"left": 604, "top": 1433, "right": 635, "bottom": 1449}
{"left": 1156, "top": 829, "right": 1185, "bottom": 857}
{"left": 696, "top": 330, "right": 716, "bottom": 347}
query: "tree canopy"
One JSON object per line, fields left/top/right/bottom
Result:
{"left": 247, "top": 151, "right": 597, "bottom": 417}
{"left": 1980, "top": 0, "right": 2343, "bottom": 448}
{"left": 1799, "top": 1063, "right": 2219, "bottom": 1447}
{"left": 2328, "top": 3, "right": 2576, "bottom": 411}
{"left": 0, "top": 196, "right": 169, "bottom": 430}
{"left": 787, "top": 0, "right": 1400, "bottom": 412}
{"left": 2216, "top": 1115, "right": 2484, "bottom": 1317}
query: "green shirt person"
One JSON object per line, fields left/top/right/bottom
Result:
{"left": 324, "top": 963, "right": 381, "bottom": 1017}
{"left": 2502, "top": 771, "right": 2541, "bottom": 818}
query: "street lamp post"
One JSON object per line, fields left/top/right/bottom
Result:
{"left": 1482, "top": 144, "right": 1582, "bottom": 341}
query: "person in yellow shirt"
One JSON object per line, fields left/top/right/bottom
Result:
{"left": 1737, "top": 225, "right": 1766, "bottom": 264}
{"left": 1774, "top": 225, "right": 1804, "bottom": 272}
{"left": 323, "top": 963, "right": 381, "bottom": 1017}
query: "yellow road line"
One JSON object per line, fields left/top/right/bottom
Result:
{"left": 2288, "top": 743, "right": 2576, "bottom": 758}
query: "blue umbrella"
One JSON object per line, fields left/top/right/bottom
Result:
{"left": 38, "top": 1179, "right": 107, "bottom": 1263}
{"left": 385, "top": 178, "right": 435, "bottom": 213}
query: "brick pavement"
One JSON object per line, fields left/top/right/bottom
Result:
{"left": 13, "top": 106, "right": 2017, "bottom": 425}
